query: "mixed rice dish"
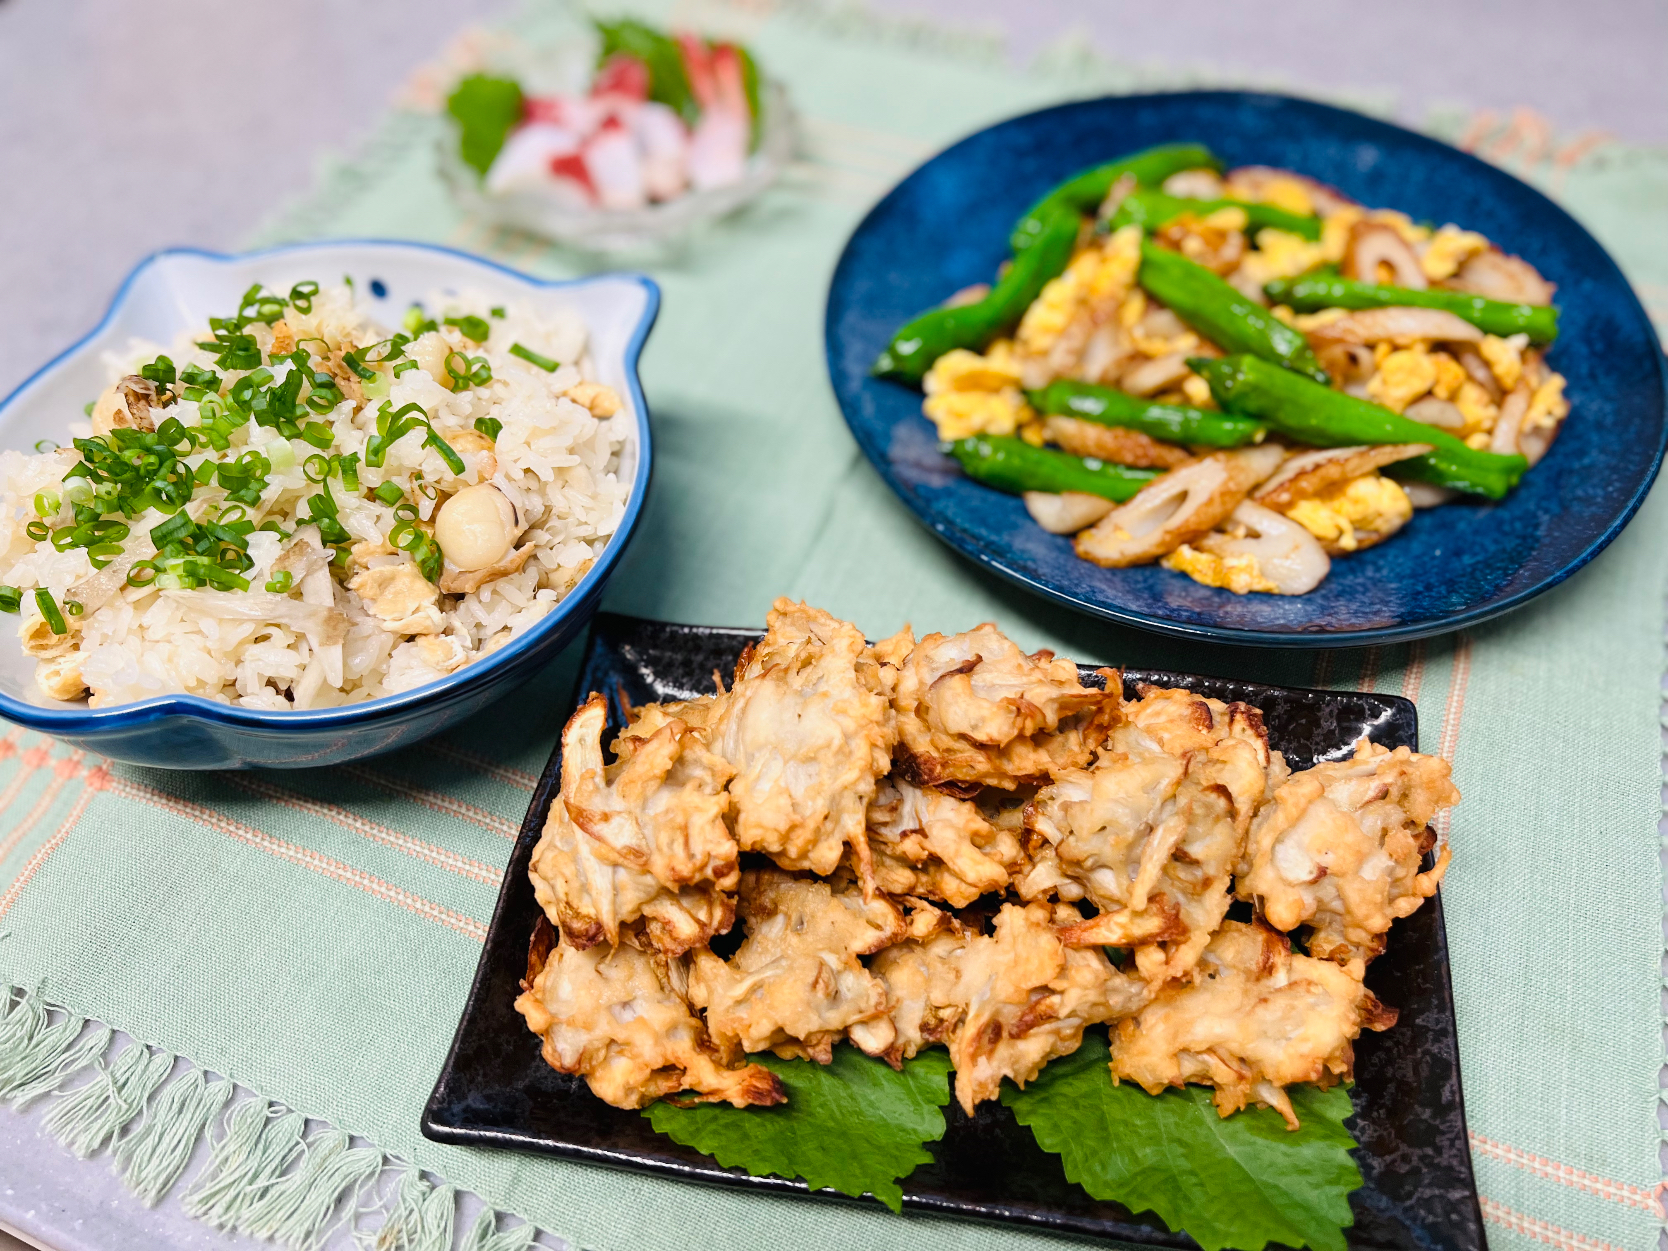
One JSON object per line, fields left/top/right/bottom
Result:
{"left": 877, "top": 143, "right": 1568, "bottom": 596}
{"left": 0, "top": 281, "right": 630, "bottom": 708}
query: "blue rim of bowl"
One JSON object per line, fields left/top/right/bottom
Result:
{"left": 826, "top": 90, "right": 1668, "bottom": 648}
{"left": 0, "top": 238, "right": 659, "bottom": 730}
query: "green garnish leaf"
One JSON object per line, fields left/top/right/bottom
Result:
{"left": 644, "top": 1046, "right": 952, "bottom": 1213}
{"left": 596, "top": 19, "right": 695, "bottom": 122}
{"left": 508, "top": 342, "right": 558, "bottom": 372}
{"left": 1002, "top": 1034, "right": 1362, "bottom": 1251}
{"left": 35, "top": 589, "right": 67, "bottom": 635}
{"left": 474, "top": 416, "right": 502, "bottom": 442}
{"left": 445, "top": 314, "right": 492, "bottom": 344}
{"left": 372, "top": 481, "right": 405, "bottom": 506}
{"left": 446, "top": 74, "right": 525, "bottom": 177}
{"left": 0, "top": 586, "right": 20, "bottom": 613}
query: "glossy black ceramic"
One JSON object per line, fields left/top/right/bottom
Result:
{"left": 424, "top": 614, "right": 1484, "bottom": 1250}
{"left": 824, "top": 92, "right": 1668, "bottom": 646}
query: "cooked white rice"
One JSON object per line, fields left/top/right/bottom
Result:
{"left": 0, "top": 283, "right": 631, "bottom": 709}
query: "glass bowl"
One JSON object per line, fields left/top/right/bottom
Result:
{"left": 438, "top": 83, "right": 794, "bottom": 253}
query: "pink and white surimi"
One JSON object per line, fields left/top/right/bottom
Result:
{"left": 484, "top": 42, "right": 752, "bottom": 208}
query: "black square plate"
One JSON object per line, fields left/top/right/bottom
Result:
{"left": 423, "top": 613, "right": 1484, "bottom": 1250}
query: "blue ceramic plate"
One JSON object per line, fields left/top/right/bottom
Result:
{"left": 825, "top": 92, "right": 1667, "bottom": 646}
{"left": 0, "top": 241, "right": 656, "bottom": 768}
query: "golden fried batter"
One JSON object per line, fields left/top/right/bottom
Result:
{"left": 860, "top": 777, "right": 1025, "bottom": 907}
{"left": 1110, "top": 920, "right": 1395, "bottom": 1129}
{"left": 882, "top": 623, "right": 1121, "bottom": 789}
{"left": 853, "top": 912, "right": 970, "bottom": 1066}
{"left": 688, "top": 867, "right": 907, "bottom": 1063}
{"left": 711, "top": 600, "right": 896, "bottom": 882}
{"left": 1236, "top": 740, "right": 1458, "bottom": 970}
{"left": 515, "top": 921, "right": 784, "bottom": 1110}
{"left": 948, "top": 901, "right": 1149, "bottom": 1113}
{"left": 1026, "top": 687, "right": 1278, "bottom": 984}
{"left": 528, "top": 694, "right": 739, "bottom": 956}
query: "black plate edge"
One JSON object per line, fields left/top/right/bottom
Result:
{"left": 422, "top": 612, "right": 1485, "bottom": 1250}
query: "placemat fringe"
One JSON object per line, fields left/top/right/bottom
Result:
{"left": 0, "top": 981, "right": 548, "bottom": 1250}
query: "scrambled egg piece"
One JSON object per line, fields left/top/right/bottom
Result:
{"left": 1160, "top": 544, "right": 1278, "bottom": 595}
{"left": 1368, "top": 209, "right": 1430, "bottom": 245}
{"left": 1366, "top": 346, "right": 1437, "bottom": 413}
{"left": 1420, "top": 226, "right": 1490, "bottom": 281}
{"left": 1289, "top": 307, "right": 1349, "bottom": 332}
{"left": 1201, "top": 205, "right": 1249, "bottom": 231}
{"left": 1454, "top": 380, "right": 1499, "bottom": 435}
{"left": 1015, "top": 224, "right": 1141, "bottom": 356}
{"left": 1284, "top": 475, "right": 1413, "bottom": 554}
{"left": 1233, "top": 228, "right": 1329, "bottom": 289}
{"left": 1525, "top": 373, "right": 1569, "bottom": 431}
{"left": 1319, "top": 206, "right": 1364, "bottom": 264}
{"left": 1181, "top": 375, "right": 1215, "bottom": 408}
{"left": 1478, "top": 334, "right": 1526, "bottom": 392}
{"left": 922, "top": 341, "right": 1032, "bottom": 440}
{"left": 1228, "top": 172, "right": 1314, "bottom": 216}
{"left": 1430, "top": 351, "right": 1467, "bottom": 400}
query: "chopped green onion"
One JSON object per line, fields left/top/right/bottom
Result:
{"left": 25, "top": 520, "right": 49, "bottom": 542}
{"left": 140, "top": 355, "right": 176, "bottom": 387}
{"left": 257, "top": 520, "right": 291, "bottom": 538}
{"left": 86, "top": 543, "right": 124, "bottom": 570}
{"left": 303, "top": 454, "right": 331, "bottom": 483}
{"left": 265, "top": 570, "right": 294, "bottom": 593}
{"left": 403, "top": 304, "right": 438, "bottom": 337}
{"left": 150, "top": 511, "right": 195, "bottom": 548}
{"left": 34, "top": 492, "right": 59, "bottom": 517}
{"left": 445, "top": 314, "right": 492, "bottom": 344}
{"left": 35, "top": 589, "right": 67, "bottom": 635}
{"left": 0, "top": 586, "right": 20, "bottom": 613}
{"left": 127, "top": 561, "right": 158, "bottom": 587}
{"left": 299, "top": 422, "right": 335, "bottom": 449}
{"left": 392, "top": 360, "right": 419, "bottom": 378}
{"left": 288, "top": 280, "right": 319, "bottom": 314}
{"left": 65, "top": 599, "right": 83, "bottom": 617}
{"left": 372, "top": 481, "right": 405, "bottom": 506}
{"left": 490, "top": 306, "right": 506, "bottom": 318}
{"left": 181, "top": 364, "right": 222, "bottom": 391}
{"left": 341, "top": 350, "right": 377, "bottom": 381}
{"left": 508, "top": 342, "right": 558, "bottom": 372}
{"left": 445, "top": 351, "right": 492, "bottom": 389}
{"left": 474, "top": 417, "right": 502, "bottom": 442}
{"left": 82, "top": 402, "right": 94, "bottom": 417}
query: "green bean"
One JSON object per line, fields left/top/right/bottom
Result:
{"left": 1191, "top": 354, "right": 1527, "bottom": 499}
{"left": 1139, "top": 240, "right": 1330, "bottom": 384}
{"left": 873, "top": 205, "right": 1079, "bottom": 384}
{"left": 1010, "top": 143, "right": 1221, "bottom": 254}
{"left": 1263, "top": 273, "right": 1559, "bottom": 343}
{"left": 945, "top": 435, "right": 1160, "bottom": 502}
{"left": 1108, "top": 187, "right": 1321, "bottom": 240}
{"left": 1027, "top": 379, "right": 1264, "bottom": 448}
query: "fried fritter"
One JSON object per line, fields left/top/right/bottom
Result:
{"left": 688, "top": 867, "right": 907, "bottom": 1063}
{"left": 1236, "top": 740, "right": 1458, "bottom": 971}
{"left": 851, "top": 910, "right": 970, "bottom": 1065}
{"left": 949, "top": 901, "right": 1149, "bottom": 1113}
{"left": 882, "top": 623, "right": 1121, "bottom": 790}
{"left": 711, "top": 600, "right": 896, "bottom": 882}
{"left": 1110, "top": 920, "right": 1395, "bottom": 1129}
{"left": 529, "top": 694, "right": 739, "bottom": 956}
{"left": 515, "top": 921, "right": 785, "bottom": 1110}
{"left": 860, "top": 777, "right": 1025, "bottom": 907}
{"left": 1025, "top": 687, "right": 1279, "bottom": 984}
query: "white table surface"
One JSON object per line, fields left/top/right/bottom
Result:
{"left": 0, "top": 1, "right": 1663, "bottom": 1248}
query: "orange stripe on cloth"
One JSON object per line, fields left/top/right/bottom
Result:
{"left": 0, "top": 750, "right": 85, "bottom": 868}
{"left": 1433, "top": 635, "right": 1473, "bottom": 839}
{"left": 1471, "top": 1134, "right": 1661, "bottom": 1215}
{"left": 1479, "top": 1197, "right": 1631, "bottom": 1251}
{"left": 224, "top": 775, "right": 503, "bottom": 887}
{"left": 0, "top": 779, "right": 100, "bottom": 920}
{"left": 419, "top": 739, "right": 539, "bottom": 793}
{"left": 103, "top": 775, "right": 486, "bottom": 941}
{"left": 1357, "top": 646, "right": 1380, "bottom": 694}
{"left": 1400, "top": 639, "right": 1426, "bottom": 707}
{"left": 339, "top": 764, "right": 520, "bottom": 838}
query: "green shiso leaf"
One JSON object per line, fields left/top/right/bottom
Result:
{"left": 1002, "top": 1033, "right": 1362, "bottom": 1251}
{"left": 446, "top": 74, "right": 524, "bottom": 177}
{"left": 595, "top": 17, "right": 696, "bottom": 123}
{"left": 644, "top": 1045, "right": 952, "bottom": 1212}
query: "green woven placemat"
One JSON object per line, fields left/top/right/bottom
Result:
{"left": 2, "top": 2, "right": 1664, "bottom": 1249}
